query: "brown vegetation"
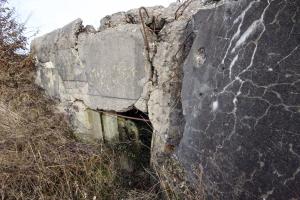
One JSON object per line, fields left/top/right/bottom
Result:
{"left": 0, "top": 1, "right": 158, "bottom": 199}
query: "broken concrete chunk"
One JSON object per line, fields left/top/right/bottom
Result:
{"left": 31, "top": 19, "right": 83, "bottom": 63}
{"left": 86, "top": 109, "right": 104, "bottom": 141}
{"left": 77, "top": 24, "right": 145, "bottom": 109}
{"left": 102, "top": 114, "right": 119, "bottom": 143}
{"left": 69, "top": 101, "right": 103, "bottom": 143}
{"left": 32, "top": 22, "right": 146, "bottom": 112}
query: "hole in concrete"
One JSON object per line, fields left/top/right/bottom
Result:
{"left": 117, "top": 108, "right": 153, "bottom": 167}
{"left": 110, "top": 108, "right": 155, "bottom": 190}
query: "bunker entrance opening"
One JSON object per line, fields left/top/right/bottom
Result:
{"left": 116, "top": 108, "right": 153, "bottom": 167}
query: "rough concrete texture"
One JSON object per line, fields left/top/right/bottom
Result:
{"left": 94, "top": 0, "right": 210, "bottom": 161}
{"left": 70, "top": 101, "right": 104, "bottom": 143}
{"left": 102, "top": 114, "right": 119, "bottom": 143}
{"left": 178, "top": 0, "right": 300, "bottom": 199}
{"left": 32, "top": 20, "right": 146, "bottom": 112}
{"left": 30, "top": 0, "right": 228, "bottom": 192}
{"left": 31, "top": 0, "right": 204, "bottom": 152}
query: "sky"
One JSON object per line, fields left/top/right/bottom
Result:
{"left": 9, "top": 0, "right": 175, "bottom": 43}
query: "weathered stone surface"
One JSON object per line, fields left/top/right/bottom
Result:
{"left": 32, "top": 20, "right": 146, "bottom": 112}
{"left": 77, "top": 25, "right": 146, "bottom": 110}
{"left": 102, "top": 114, "right": 119, "bottom": 143}
{"left": 31, "top": 18, "right": 82, "bottom": 63}
{"left": 149, "top": 19, "right": 194, "bottom": 160}
{"left": 66, "top": 101, "right": 103, "bottom": 143}
{"left": 31, "top": 1, "right": 204, "bottom": 148}
{"left": 178, "top": 0, "right": 300, "bottom": 199}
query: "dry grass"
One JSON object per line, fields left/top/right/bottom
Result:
{"left": 151, "top": 157, "right": 207, "bottom": 200}
{"left": 0, "top": 55, "right": 123, "bottom": 199}
{"left": 0, "top": 41, "right": 161, "bottom": 200}
{"left": 0, "top": 51, "right": 161, "bottom": 200}
{"left": 0, "top": 1, "right": 160, "bottom": 198}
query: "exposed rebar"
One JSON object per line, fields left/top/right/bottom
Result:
{"left": 98, "top": 110, "right": 151, "bottom": 122}
{"left": 139, "top": 7, "right": 151, "bottom": 56}
{"left": 175, "top": 0, "right": 193, "bottom": 20}
{"left": 139, "top": 7, "right": 155, "bottom": 82}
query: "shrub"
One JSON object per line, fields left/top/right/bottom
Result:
{"left": 0, "top": 0, "right": 26, "bottom": 64}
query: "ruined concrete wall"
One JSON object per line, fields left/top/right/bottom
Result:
{"left": 31, "top": 0, "right": 300, "bottom": 199}
{"left": 32, "top": 21, "right": 146, "bottom": 112}
{"left": 31, "top": 1, "right": 203, "bottom": 155}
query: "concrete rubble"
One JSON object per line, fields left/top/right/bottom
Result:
{"left": 31, "top": 0, "right": 204, "bottom": 158}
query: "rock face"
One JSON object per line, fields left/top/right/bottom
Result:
{"left": 31, "top": 0, "right": 300, "bottom": 199}
{"left": 178, "top": 0, "right": 300, "bottom": 199}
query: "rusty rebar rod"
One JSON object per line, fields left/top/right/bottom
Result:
{"left": 139, "top": 7, "right": 155, "bottom": 82}
{"left": 139, "top": 7, "right": 151, "bottom": 55}
{"left": 175, "top": 0, "right": 193, "bottom": 20}
{"left": 98, "top": 110, "right": 151, "bottom": 122}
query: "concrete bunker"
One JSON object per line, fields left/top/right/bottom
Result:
{"left": 31, "top": 1, "right": 300, "bottom": 199}
{"left": 31, "top": 1, "right": 209, "bottom": 197}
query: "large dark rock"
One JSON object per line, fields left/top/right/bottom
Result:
{"left": 178, "top": 0, "right": 300, "bottom": 199}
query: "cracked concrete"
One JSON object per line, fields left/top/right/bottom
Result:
{"left": 32, "top": 19, "right": 146, "bottom": 112}
{"left": 31, "top": 0, "right": 204, "bottom": 153}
